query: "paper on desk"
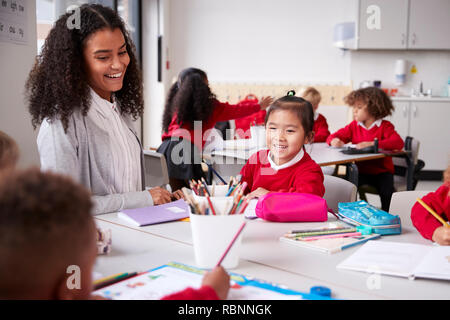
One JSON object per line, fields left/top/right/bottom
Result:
{"left": 413, "top": 246, "right": 450, "bottom": 281}
{"left": 243, "top": 199, "right": 259, "bottom": 219}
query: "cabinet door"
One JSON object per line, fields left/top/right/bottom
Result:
{"left": 409, "top": 102, "right": 450, "bottom": 171}
{"left": 387, "top": 101, "right": 410, "bottom": 138}
{"left": 358, "top": 0, "right": 408, "bottom": 49}
{"left": 408, "top": 0, "right": 450, "bottom": 49}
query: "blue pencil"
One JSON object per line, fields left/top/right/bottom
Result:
{"left": 204, "top": 161, "right": 227, "bottom": 184}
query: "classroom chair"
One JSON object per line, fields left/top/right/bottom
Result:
{"left": 359, "top": 136, "right": 424, "bottom": 204}
{"left": 389, "top": 190, "right": 431, "bottom": 228}
{"left": 323, "top": 175, "right": 357, "bottom": 213}
{"left": 143, "top": 150, "right": 171, "bottom": 191}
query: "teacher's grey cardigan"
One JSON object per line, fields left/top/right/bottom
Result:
{"left": 37, "top": 106, "right": 154, "bottom": 215}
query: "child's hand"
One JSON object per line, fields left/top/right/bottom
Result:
{"left": 356, "top": 141, "right": 374, "bottom": 149}
{"left": 432, "top": 226, "right": 450, "bottom": 245}
{"left": 259, "top": 96, "right": 273, "bottom": 110}
{"left": 149, "top": 187, "right": 172, "bottom": 205}
{"left": 330, "top": 138, "right": 344, "bottom": 147}
{"left": 247, "top": 187, "right": 270, "bottom": 199}
{"left": 202, "top": 266, "right": 230, "bottom": 300}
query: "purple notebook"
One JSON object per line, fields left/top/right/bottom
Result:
{"left": 118, "top": 200, "right": 189, "bottom": 227}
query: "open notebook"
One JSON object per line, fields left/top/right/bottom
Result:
{"left": 93, "top": 262, "right": 332, "bottom": 300}
{"left": 337, "top": 241, "right": 450, "bottom": 281}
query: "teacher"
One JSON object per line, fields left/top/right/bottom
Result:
{"left": 26, "top": 4, "right": 181, "bottom": 215}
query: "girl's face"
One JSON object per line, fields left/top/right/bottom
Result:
{"left": 83, "top": 28, "right": 130, "bottom": 101}
{"left": 352, "top": 100, "right": 373, "bottom": 123}
{"left": 266, "top": 109, "right": 309, "bottom": 166}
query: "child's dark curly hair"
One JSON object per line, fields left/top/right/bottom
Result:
{"left": 162, "top": 68, "right": 216, "bottom": 133}
{"left": 26, "top": 4, "right": 143, "bottom": 132}
{"left": 0, "top": 168, "right": 94, "bottom": 297}
{"left": 344, "top": 87, "right": 394, "bottom": 119}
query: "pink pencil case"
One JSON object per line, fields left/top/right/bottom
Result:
{"left": 255, "top": 192, "right": 328, "bottom": 222}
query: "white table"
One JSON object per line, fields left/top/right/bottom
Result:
{"left": 94, "top": 212, "right": 449, "bottom": 300}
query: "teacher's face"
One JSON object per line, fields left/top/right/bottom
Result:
{"left": 83, "top": 28, "right": 130, "bottom": 101}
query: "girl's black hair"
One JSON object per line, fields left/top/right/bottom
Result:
{"left": 265, "top": 93, "right": 315, "bottom": 141}
{"left": 26, "top": 4, "right": 143, "bottom": 131}
{"left": 162, "top": 68, "right": 216, "bottom": 133}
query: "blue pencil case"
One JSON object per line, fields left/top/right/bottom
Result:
{"left": 337, "top": 201, "right": 401, "bottom": 235}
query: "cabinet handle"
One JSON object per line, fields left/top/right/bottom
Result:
{"left": 412, "top": 105, "right": 417, "bottom": 117}
{"left": 412, "top": 33, "right": 416, "bottom": 45}
{"left": 402, "top": 106, "right": 407, "bottom": 117}
{"left": 401, "top": 33, "right": 405, "bottom": 45}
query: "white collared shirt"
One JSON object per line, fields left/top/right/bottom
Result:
{"left": 268, "top": 148, "right": 304, "bottom": 171}
{"left": 89, "top": 88, "right": 142, "bottom": 193}
{"left": 358, "top": 119, "right": 382, "bottom": 130}
{"left": 314, "top": 112, "right": 319, "bottom": 121}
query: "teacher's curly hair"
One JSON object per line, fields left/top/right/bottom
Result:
{"left": 26, "top": 4, "right": 143, "bottom": 131}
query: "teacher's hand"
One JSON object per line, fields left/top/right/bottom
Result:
{"left": 171, "top": 189, "right": 185, "bottom": 200}
{"left": 259, "top": 96, "right": 273, "bottom": 110}
{"left": 149, "top": 187, "right": 172, "bottom": 205}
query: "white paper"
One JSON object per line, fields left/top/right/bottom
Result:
{"left": 243, "top": 199, "right": 258, "bottom": 219}
{"left": 413, "top": 246, "right": 450, "bottom": 281}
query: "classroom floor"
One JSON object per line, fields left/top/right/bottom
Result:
{"left": 363, "top": 179, "right": 442, "bottom": 209}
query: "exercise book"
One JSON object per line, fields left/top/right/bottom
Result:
{"left": 118, "top": 200, "right": 189, "bottom": 227}
{"left": 93, "top": 262, "right": 333, "bottom": 300}
{"left": 337, "top": 240, "right": 450, "bottom": 280}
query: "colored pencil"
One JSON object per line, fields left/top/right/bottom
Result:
{"left": 93, "top": 272, "right": 138, "bottom": 290}
{"left": 300, "top": 232, "right": 362, "bottom": 241}
{"left": 215, "top": 221, "right": 247, "bottom": 267}
{"left": 416, "top": 198, "right": 450, "bottom": 228}
{"left": 206, "top": 194, "right": 217, "bottom": 215}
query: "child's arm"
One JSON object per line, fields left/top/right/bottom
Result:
{"left": 411, "top": 186, "right": 449, "bottom": 243}
{"left": 326, "top": 123, "right": 353, "bottom": 146}
{"left": 212, "top": 97, "right": 271, "bottom": 123}
{"left": 161, "top": 266, "right": 230, "bottom": 300}
{"left": 377, "top": 122, "right": 404, "bottom": 150}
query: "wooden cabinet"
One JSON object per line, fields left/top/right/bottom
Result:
{"left": 390, "top": 100, "right": 450, "bottom": 171}
{"left": 356, "top": 0, "right": 450, "bottom": 50}
{"left": 408, "top": 0, "right": 450, "bottom": 50}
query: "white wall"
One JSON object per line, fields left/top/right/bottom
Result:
{"left": 351, "top": 50, "right": 450, "bottom": 96}
{"left": 168, "top": 0, "right": 354, "bottom": 83}
{"left": 0, "top": 0, "right": 39, "bottom": 168}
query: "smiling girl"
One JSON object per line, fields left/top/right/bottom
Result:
{"left": 26, "top": 4, "right": 181, "bottom": 215}
{"left": 240, "top": 94, "right": 325, "bottom": 199}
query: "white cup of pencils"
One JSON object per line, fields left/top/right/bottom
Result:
{"left": 182, "top": 186, "right": 247, "bottom": 269}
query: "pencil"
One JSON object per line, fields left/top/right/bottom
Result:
{"left": 416, "top": 198, "right": 450, "bottom": 228}
{"left": 206, "top": 194, "right": 217, "bottom": 215}
{"left": 201, "top": 178, "right": 211, "bottom": 196}
{"left": 93, "top": 272, "right": 138, "bottom": 290}
{"left": 215, "top": 221, "right": 247, "bottom": 267}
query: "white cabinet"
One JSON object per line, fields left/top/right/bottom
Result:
{"left": 391, "top": 100, "right": 450, "bottom": 171}
{"left": 356, "top": 0, "right": 450, "bottom": 50}
{"left": 409, "top": 102, "right": 450, "bottom": 170}
{"left": 408, "top": 0, "right": 450, "bottom": 50}
{"left": 358, "top": 0, "right": 408, "bottom": 49}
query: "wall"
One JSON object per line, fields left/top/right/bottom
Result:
{"left": 168, "top": 0, "right": 354, "bottom": 83}
{"left": 351, "top": 50, "right": 450, "bottom": 96}
{"left": 0, "top": 0, "right": 39, "bottom": 168}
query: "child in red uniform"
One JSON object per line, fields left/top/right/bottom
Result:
{"left": 0, "top": 168, "right": 230, "bottom": 300}
{"left": 158, "top": 68, "right": 272, "bottom": 191}
{"left": 411, "top": 166, "right": 450, "bottom": 245}
{"left": 240, "top": 94, "right": 325, "bottom": 199}
{"left": 301, "top": 87, "right": 330, "bottom": 143}
{"left": 326, "top": 87, "right": 404, "bottom": 211}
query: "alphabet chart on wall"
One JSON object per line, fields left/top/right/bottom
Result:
{"left": 0, "top": 0, "right": 28, "bottom": 45}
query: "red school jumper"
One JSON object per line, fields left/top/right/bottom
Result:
{"left": 326, "top": 120, "right": 404, "bottom": 174}
{"left": 161, "top": 99, "right": 261, "bottom": 150}
{"left": 239, "top": 149, "right": 325, "bottom": 197}
{"left": 161, "top": 285, "right": 219, "bottom": 300}
{"left": 411, "top": 184, "right": 450, "bottom": 241}
{"left": 313, "top": 113, "right": 330, "bottom": 143}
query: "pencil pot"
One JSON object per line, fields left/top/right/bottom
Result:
{"left": 189, "top": 204, "right": 245, "bottom": 269}
{"left": 192, "top": 185, "right": 230, "bottom": 201}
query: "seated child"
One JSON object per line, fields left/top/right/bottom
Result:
{"left": 326, "top": 87, "right": 404, "bottom": 211}
{"left": 411, "top": 165, "right": 450, "bottom": 245}
{"left": 240, "top": 93, "right": 325, "bottom": 199}
{"left": 0, "top": 168, "right": 229, "bottom": 300}
{"left": 301, "top": 87, "right": 330, "bottom": 143}
{"left": 0, "top": 130, "right": 19, "bottom": 173}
